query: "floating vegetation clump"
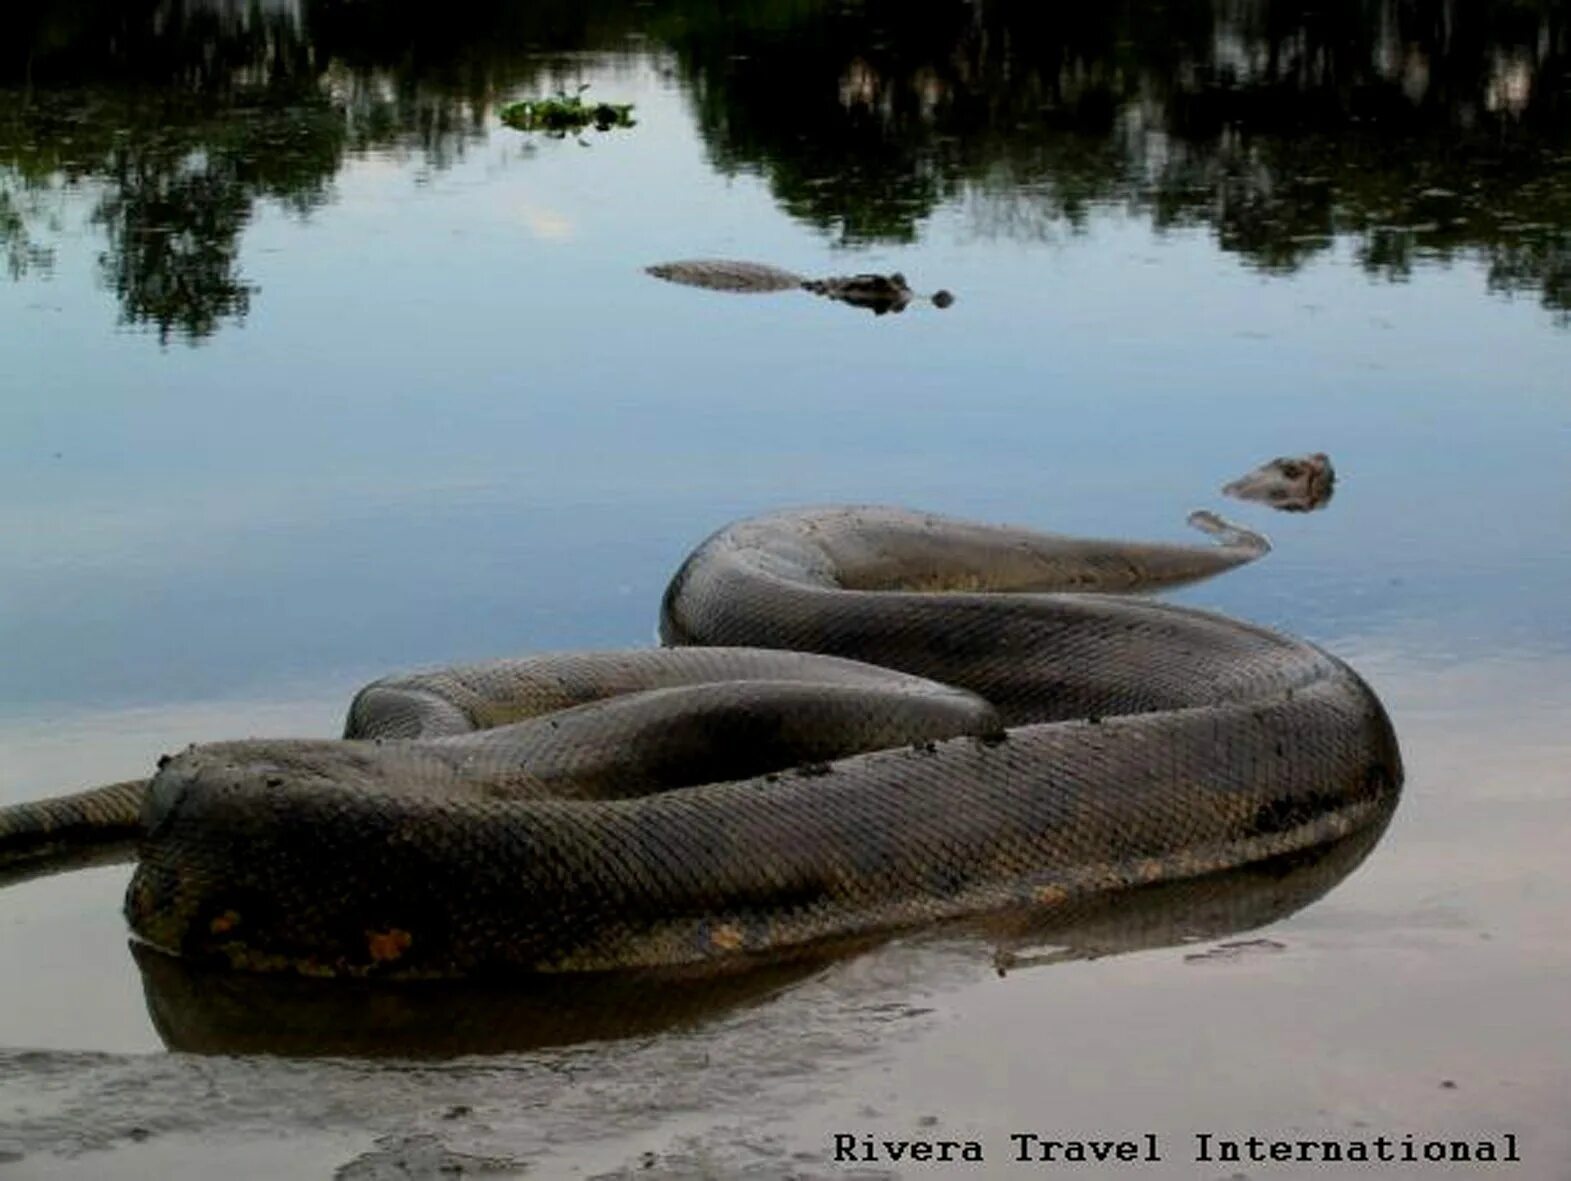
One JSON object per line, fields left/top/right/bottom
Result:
{"left": 499, "top": 86, "right": 635, "bottom": 137}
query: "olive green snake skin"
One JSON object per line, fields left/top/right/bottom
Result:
{"left": 0, "top": 506, "right": 1402, "bottom": 978}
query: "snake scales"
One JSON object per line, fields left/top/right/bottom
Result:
{"left": 1, "top": 506, "right": 1401, "bottom": 978}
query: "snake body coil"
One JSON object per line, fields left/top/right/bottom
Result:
{"left": 8, "top": 507, "right": 1402, "bottom": 977}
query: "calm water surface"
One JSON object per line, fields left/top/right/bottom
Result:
{"left": 2, "top": 0, "right": 1569, "bottom": 1176}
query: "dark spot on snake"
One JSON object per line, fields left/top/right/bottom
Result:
{"left": 911, "top": 740, "right": 937, "bottom": 754}
{"left": 156, "top": 754, "right": 172, "bottom": 770}
{"left": 443, "top": 1104, "right": 472, "bottom": 1119}
{"left": 1247, "top": 791, "right": 1345, "bottom": 837}
{"left": 795, "top": 762, "right": 832, "bottom": 777}
{"left": 1086, "top": 714, "right": 1102, "bottom": 725}
{"left": 1363, "top": 763, "right": 1399, "bottom": 800}
{"left": 265, "top": 776, "right": 283, "bottom": 788}
{"left": 739, "top": 878, "right": 832, "bottom": 915}
{"left": 924, "top": 860, "right": 969, "bottom": 897}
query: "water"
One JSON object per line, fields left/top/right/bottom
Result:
{"left": 2, "top": 0, "right": 1568, "bottom": 1175}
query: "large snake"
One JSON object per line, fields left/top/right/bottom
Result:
{"left": 0, "top": 506, "right": 1402, "bottom": 979}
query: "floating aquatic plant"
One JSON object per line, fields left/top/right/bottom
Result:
{"left": 499, "top": 85, "right": 635, "bottom": 137}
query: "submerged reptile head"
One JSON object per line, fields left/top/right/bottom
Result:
{"left": 802, "top": 272, "right": 914, "bottom": 314}
{"left": 1223, "top": 453, "right": 1335, "bottom": 512}
{"left": 645, "top": 261, "right": 954, "bottom": 315}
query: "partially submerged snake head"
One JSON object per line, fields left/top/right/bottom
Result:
{"left": 1223, "top": 453, "right": 1336, "bottom": 512}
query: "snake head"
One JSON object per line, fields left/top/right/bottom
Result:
{"left": 1222, "top": 453, "right": 1335, "bottom": 512}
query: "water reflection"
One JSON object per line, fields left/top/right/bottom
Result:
{"left": 666, "top": 0, "right": 1570, "bottom": 310}
{"left": 135, "top": 942, "right": 831, "bottom": 1058}
{"left": 3, "top": 0, "right": 1568, "bottom": 340}
{"left": 135, "top": 807, "right": 1391, "bottom": 1058}
{"left": 1, "top": 0, "right": 611, "bottom": 339}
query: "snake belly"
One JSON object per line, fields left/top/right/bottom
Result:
{"left": 114, "top": 506, "right": 1403, "bottom": 977}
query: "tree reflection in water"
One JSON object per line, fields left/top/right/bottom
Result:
{"left": 1, "top": 0, "right": 1567, "bottom": 341}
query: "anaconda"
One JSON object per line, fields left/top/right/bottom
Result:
{"left": 0, "top": 505, "right": 1402, "bottom": 979}
{"left": 138, "top": 815, "right": 1394, "bottom": 1056}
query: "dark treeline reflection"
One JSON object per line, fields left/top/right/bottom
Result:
{"left": 2, "top": 0, "right": 1569, "bottom": 340}
{"left": 672, "top": 0, "right": 1570, "bottom": 316}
